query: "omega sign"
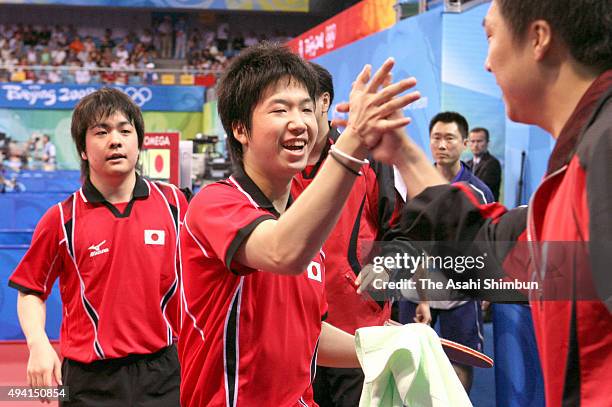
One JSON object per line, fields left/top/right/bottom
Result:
{"left": 143, "top": 135, "right": 172, "bottom": 147}
{"left": 140, "top": 132, "right": 180, "bottom": 186}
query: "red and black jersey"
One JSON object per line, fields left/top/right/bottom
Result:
{"left": 9, "top": 175, "right": 187, "bottom": 363}
{"left": 292, "top": 128, "right": 402, "bottom": 334}
{"left": 388, "top": 71, "right": 612, "bottom": 406}
{"left": 179, "top": 167, "right": 327, "bottom": 407}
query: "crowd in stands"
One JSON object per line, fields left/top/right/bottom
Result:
{"left": 0, "top": 19, "right": 291, "bottom": 86}
{"left": 1, "top": 132, "right": 56, "bottom": 173}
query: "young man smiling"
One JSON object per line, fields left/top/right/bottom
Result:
{"left": 9, "top": 88, "right": 186, "bottom": 406}
{"left": 178, "top": 43, "right": 419, "bottom": 407}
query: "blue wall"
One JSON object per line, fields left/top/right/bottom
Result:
{"left": 0, "top": 171, "right": 78, "bottom": 341}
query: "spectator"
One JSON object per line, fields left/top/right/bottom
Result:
{"left": 83, "top": 53, "right": 97, "bottom": 70}
{"left": 51, "top": 46, "right": 66, "bottom": 65}
{"left": 1, "top": 42, "right": 12, "bottom": 61}
{"left": 115, "top": 43, "right": 129, "bottom": 64}
{"left": 74, "top": 61, "right": 91, "bottom": 84}
{"left": 139, "top": 28, "right": 154, "bottom": 51}
{"left": 83, "top": 36, "right": 96, "bottom": 53}
{"left": 41, "top": 134, "right": 56, "bottom": 169}
{"left": 99, "top": 30, "right": 115, "bottom": 53}
{"left": 174, "top": 17, "right": 187, "bottom": 59}
{"left": 39, "top": 47, "right": 51, "bottom": 65}
{"left": 50, "top": 25, "right": 66, "bottom": 47}
{"left": 142, "top": 60, "right": 158, "bottom": 84}
{"left": 216, "top": 21, "right": 229, "bottom": 52}
{"left": 26, "top": 47, "right": 38, "bottom": 64}
{"left": 467, "top": 127, "right": 502, "bottom": 201}
{"left": 69, "top": 35, "right": 84, "bottom": 54}
{"left": 157, "top": 16, "right": 173, "bottom": 58}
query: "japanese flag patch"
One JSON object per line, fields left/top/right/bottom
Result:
{"left": 144, "top": 230, "right": 165, "bottom": 245}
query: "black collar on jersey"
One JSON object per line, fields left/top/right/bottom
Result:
{"left": 231, "top": 165, "right": 293, "bottom": 218}
{"left": 300, "top": 125, "right": 339, "bottom": 179}
{"left": 546, "top": 70, "right": 611, "bottom": 175}
{"left": 82, "top": 173, "right": 149, "bottom": 218}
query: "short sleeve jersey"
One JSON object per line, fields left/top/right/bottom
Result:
{"left": 9, "top": 175, "right": 187, "bottom": 363}
{"left": 179, "top": 168, "right": 327, "bottom": 407}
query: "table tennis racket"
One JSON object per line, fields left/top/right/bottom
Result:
{"left": 440, "top": 338, "right": 493, "bottom": 368}
{"left": 384, "top": 319, "right": 494, "bottom": 368}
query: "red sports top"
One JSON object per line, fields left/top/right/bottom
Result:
{"left": 179, "top": 168, "right": 327, "bottom": 407}
{"left": 9, "top": 176, "right": 187, "bottom": 363}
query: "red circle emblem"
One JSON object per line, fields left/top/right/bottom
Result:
{"left": 155, "top": 154, "right": 164, "bottom": 173}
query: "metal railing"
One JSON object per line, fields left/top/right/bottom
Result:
{"left": 0, "top": 64, "right": 222, "bottom": 85}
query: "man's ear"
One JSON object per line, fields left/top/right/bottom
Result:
{"left": 231, "top": 122, "right": 249, "bottom": 146}
{"left": 320, "top": 92, "right": 331, "bottom": 114}
{"left": 529, "top": 19, "right": 553, "bottom": 61}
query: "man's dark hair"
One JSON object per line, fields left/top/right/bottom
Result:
{"left": 497, "top": 0, "right": 611, "bottom": 72}
{"left": 217, "top": 42, "right": 318, "bottom": 167}
{"left": 470, "top": 127, "right": 490, "bottom": 142}
{"left": 310, "top": 62, "right": 334, "bottom": 104}
{"left": 71, "top": 87, "right": 144, "bottom": 177}
{"left": 429, "top": 111, "right": 469, "bottom": 140}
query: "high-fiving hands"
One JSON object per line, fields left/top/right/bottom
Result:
{"left": 332, "top": 58, "right": 420, "bottom": 160}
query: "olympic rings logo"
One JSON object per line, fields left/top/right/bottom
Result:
{"left": 122, "top": 87, "right": 153, "bottom": 107}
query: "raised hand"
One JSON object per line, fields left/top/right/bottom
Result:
{"left": 332, "top": 58, "right": 420, "bottom": 150}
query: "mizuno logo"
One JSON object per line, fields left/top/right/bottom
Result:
{"left": 88, "top": 240, "right": 109, "bottom": 257}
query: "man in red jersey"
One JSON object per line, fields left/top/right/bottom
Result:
{"left": 9, "top": 88, "right": 187, "bottom": 406}
{"left": 355, "top": 0, "right": 612, "bottom": 405}
{"left": 179, "top": 43, "right": 420, "bottom": 407}
{"left": 292, "top": 62, "right": 403, "bottom": 407}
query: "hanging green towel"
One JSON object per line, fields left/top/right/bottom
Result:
{"left": 355, "top": 324, "right": 473, "bottom": 407}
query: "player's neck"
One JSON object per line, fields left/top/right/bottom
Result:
{"left": 308, "top": 121, "right": 330, "bottom": 165}
{"left": 89, "top": 171, "right": 136, "bottom": 204}
{"left": 437, "top": 161, "right": 461, "bottom": 182}
{"left": 538, "top": 62, "right": 600, "bottom": 138}
{"left": 243, "top": 163, "right": 292, "bottom": 214}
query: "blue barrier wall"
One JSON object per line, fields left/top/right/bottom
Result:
{"left": 0, "top": 248, "right": 63, "bottom": 340}
{"left": 0, "top": 170, "right": 78, "bottom": 340}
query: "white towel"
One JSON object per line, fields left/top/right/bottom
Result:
{"left": 355, "top": 324, "right": 472, "bottom": 407}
